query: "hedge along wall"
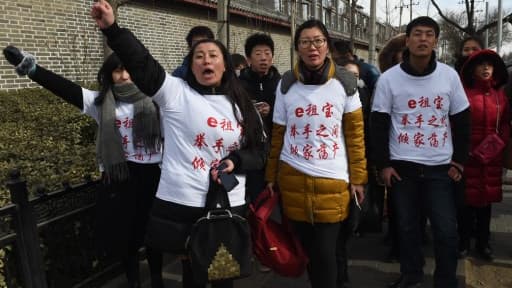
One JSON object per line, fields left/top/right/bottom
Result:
{"left": 0, "top": 0, "right": 293, "bottom": 199}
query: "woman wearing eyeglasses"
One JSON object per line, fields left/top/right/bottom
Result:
{"left": 265, "top": 19, "right": 367, "bottom": 288}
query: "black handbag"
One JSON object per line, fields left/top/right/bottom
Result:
{"left": 186, "top": 175, "right": 252, "bottom": 285}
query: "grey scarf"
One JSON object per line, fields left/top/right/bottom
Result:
{"left": 97, "top": 83, "right": 162, "bottom": 183}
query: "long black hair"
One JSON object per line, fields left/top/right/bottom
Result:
{"left": 185, "top": 39, "right": 264, "bottom": 150}
{"left": 95, "top": 53, "right": 124, "bottom": 105}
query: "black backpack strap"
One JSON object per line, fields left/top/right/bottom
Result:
{"left": 280, "top": 70, "right": 297, "bottom": 94}
{"left": 334, "top": 65, "right": 358, "bottom": 97}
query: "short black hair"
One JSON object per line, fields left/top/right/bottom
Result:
{"left": 406, "top": 16, "right": 440, "bottom": 38}
{"left": 337, "top": 59, "right": 360, "bottom": 71}
{"left": 332, "top": 39, "right": 353, "bottom": 55}
{"left": 185, "top": 26, "right": 215, "bottom": 48}
{"left": 231, "top": 53, "right": 247, "bottom": 68}
{"left": 244, "top": 33, "right": 275, "bottom": 57}
{"left": 294, "top": 19, "right": 332, "bottom": 51}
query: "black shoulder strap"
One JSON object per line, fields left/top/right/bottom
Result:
{"left": 279, "top": 66, "right": 358, "bottom": 96}
{"left": 334, "top": 65, "right": 358, "bottom": 96}
{"left": 280, "top": 70, "right": 296, "bottom": 95}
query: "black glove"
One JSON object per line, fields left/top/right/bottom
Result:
{"left": 3, "top": 45, "right": 24, "bottom": 66}
{"left": 3, "top": 45, "right": 36, "bottom": 76}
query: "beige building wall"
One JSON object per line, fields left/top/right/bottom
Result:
{"left": 0, "top": 0, "right": 103, "bottom": 91}
{"left": 0, "top": 0, "right": 292, "bottom": 91}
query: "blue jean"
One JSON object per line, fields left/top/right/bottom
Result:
{"left": 391, "top": 161, "right": 458, "bottom": 288}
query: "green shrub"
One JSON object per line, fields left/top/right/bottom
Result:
{"left": 0, "top": 87, "right": 99, "bottom": 206}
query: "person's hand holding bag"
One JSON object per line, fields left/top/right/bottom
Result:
{"left": 3, "top": 45, "right": 37, "bottom": 76}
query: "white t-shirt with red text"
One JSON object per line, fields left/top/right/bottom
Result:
{"left": 151, "top": 75, "right": 246, "bottom": 207}
{"left": 273, "top": 78, "right": 362, "bottom": 181}
{"left": 371, "top": 62, "right": 469, "bottom": 165}
{"left": 82, "top": 88, "right": 163, "bottom": 167}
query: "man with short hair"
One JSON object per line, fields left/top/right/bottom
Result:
{"left": 371, "top": 16, "right": 471, "bottom": 288}
{"left": 172, "top": 26, "right": 215, "bottom": 79}
{"left": 332, "top": 39, "right": 380, "bottom": 94}
{"left": 238, "top": 33, "right": 281, "bottom": 201}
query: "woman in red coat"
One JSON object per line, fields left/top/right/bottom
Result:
{"left": 459, "top": 49, "right": 510, "bottom": 261}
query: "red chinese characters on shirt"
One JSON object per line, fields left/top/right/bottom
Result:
{"left": 290, "top": 144, "right": 299, "bottom": 156}
{"left": 193, "top": 133, "right": 209, "bottom": 149}
{"left": 427, "top": 115, "right": 439, "bottom": 127}
{"left": 428, "top": 132, "right": 439, "bottom": 147}
{"left": 290, "top": 124, "right": 299, "bottom": 138}
{"left": 322, "top": 102, "right": 334, "bottom": 118}
{"left": 191, "top": 156, "right": 207, "bottom": 171}
{"left": 213, "top": 138, "right": 224, "bottom": 153}
{"left": 398, "top": 132, "right": 409, "bottom": 144}
{"left": 189, "top": 117, "right": 242, "bottom": 171}
{"left": 303, "top": 144, "right": 314, "bottom": 160}
{"left": 331, "top": 124, "right": 339, "bottom": 138}
{"left": 227, "top": 141, "right": 240, "bottom": 152}
{"left": 418, "top": 96, "right": 430, "bottom": 108}
{"left": 415, "top": 114, "right": 424, "bottom": 128}
{"left": 401, "top": 114, "right": 412, "bottom": 127}
{"left": 303, "top": 124, "right": 313, "bottom": 139}
{"left": 209, "top": 159, "right": 221, "bottom": 169}
{"left": 433, "top": 96, "right": 444, "bottom": 110}
{"left": 219, "top": 119, "right": 234, "bottom": 131}
{"left": 115, "top": 117, "right": 133, "bottom": 129}
{"left": 317, "top": 143, "right": 329, "bottom": 160}
{"left": 413, "top": 132, "right": 425, "bottom": 147}
{"left": 122, "top": 135, "right": 130, "bottom": 149}
{"left": 399, "top": 95, "right": 450, "bottom": 149}
{"left": 316, "top": 124, "right": 329, "bottom": 138}
{"left": 305, "top": 104, "right": 319, "bottom": 116}
{"left": 287, "top": 102, "right": 344, "bottom": 161}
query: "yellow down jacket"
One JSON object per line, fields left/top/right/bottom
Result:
{"left": 265, "top": 68, "right": 367, "bottom": 224}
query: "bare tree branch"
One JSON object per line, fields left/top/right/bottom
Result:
{"left": 476, "top": 12, "right": 512, "bottom": 34}
{"left": 431, "top": 0, "right": 466, "bottom": 32}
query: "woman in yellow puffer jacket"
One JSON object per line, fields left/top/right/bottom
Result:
{"left": 265, "top": 19, "right": 367, "bottom": 288}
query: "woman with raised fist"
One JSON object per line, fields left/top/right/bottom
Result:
{"left": 3, "top": 47, "right": 164, "bottom": 288}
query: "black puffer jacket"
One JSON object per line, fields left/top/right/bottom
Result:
{"left": 239, "top": 66, "right": 281, "bottom": 133}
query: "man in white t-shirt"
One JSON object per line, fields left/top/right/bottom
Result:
{"left": 371, "top": 16, "right": 471, "bottom": 288}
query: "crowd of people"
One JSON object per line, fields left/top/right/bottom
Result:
{"left": 3, "top": 0, "right": 512, "bottom": 287}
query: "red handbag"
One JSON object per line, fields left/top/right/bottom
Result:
{"left": 248, "top": 187, "right": 308, "bottom": 277}
{"left": 471, "top": 93, "right": 506, "bottom": 164}
{"left": 471, "top": 133, "right": 505, "bottom": 164}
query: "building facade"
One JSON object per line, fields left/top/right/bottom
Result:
{"left": 0, "top": 0, "right": 396, "bottom": 91}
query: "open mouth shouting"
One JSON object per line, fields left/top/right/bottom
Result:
{"left": 191, "top": 42, "right": 226, "bottom": 87}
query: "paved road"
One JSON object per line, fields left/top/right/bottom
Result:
{"left": 102, "top": 189, "right": 512, "bottom": 288}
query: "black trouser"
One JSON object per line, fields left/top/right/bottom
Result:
{"left": 95, "top": 162, "right": 163, "bottom": 286}
{"left": 245, "top": 169, "right": 266, "bottom": 203}
{"left": 336, "top": 220, "right": 351, "bottom": 287}
{"left": 457, "top": 204, "right": 492, "bottom": 250}
{"left": 293, "top": 221, "right": 341, "bottom": 288}
{"left": 387, "top": 188, "right": 400, "bottom": 257}
{"left": 149, "top": 199, "right": 246, "bottom": 288}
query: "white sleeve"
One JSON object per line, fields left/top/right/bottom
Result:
{"left": 343, "top": 90, "right": 362, "bottom": 113}
{"left": 371, "top": 76, "right": 392, "bottom": 113}
{"left": 151, "top": 73, "right": 185, "bottom": 109}
{"left": 81, "top": 88, "right": 100, "bottom": 122}
{"left": 448, "top": 71, "right": 470, "bottom": 115}
{"left": 272, "top": 80, "right": 287, "bottom": 125}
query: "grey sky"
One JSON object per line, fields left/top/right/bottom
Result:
{"left": 357, "top": 0, "right": 512, "bottom": 52}
{"left": 358, "top": 0, "right": 512, "bottom": 26}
